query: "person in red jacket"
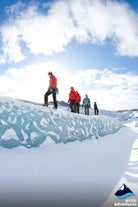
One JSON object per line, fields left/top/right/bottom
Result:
{"left": 68, "top": 86, "right": 77, "bottom": 113}
{"left": 43, "top": 71, "right": 58, "bottom": 109}
{"left": 75, "top": 91, "right": 81, "bottom": 113}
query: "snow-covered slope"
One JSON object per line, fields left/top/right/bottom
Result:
{"left": 0, "top": 96, "right": 137, "bottom": 207}
{"left": 0, "top": 96, "right": 122, "bottom": 148}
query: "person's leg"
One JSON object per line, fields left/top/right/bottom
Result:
{"left": 76, "top": 103, "right": 79, "bottom": 113}
{"left": 70, "top": 100, "right": 74, "bottom": 112}
{"left": 44, "top": 90, "right": 51, "bottom": 106}
{"left": 86, "top": 106, "right": 89, "bottom": 115}
{"left": 84, "top": 106, "right": 87, "bottom": 115}
{"left": 73, "top": 101, "right": 76, "bottom": 113}
{"left": 52, "top": 92, "right": 57, "bottom": 108}
{"left": 77, "top": 103, "right": 80, "bottom": 113}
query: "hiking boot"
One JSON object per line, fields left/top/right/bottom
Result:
{"left": 42, "top": 103, "right": 48, "bottom": 107}
{"left": 52, "top": 107, "right": 57, "bottom": 109}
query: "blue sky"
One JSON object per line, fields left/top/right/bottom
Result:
{"left": 0, "top": 0, "right": 138, "bottom": 110}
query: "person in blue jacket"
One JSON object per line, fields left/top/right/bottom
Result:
{"left": 82, "top": 94, "right": 91, "bottom": 115}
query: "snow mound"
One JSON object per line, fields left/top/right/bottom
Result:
{"left": 0, "top": 97, "right": 122, "bottom": 148}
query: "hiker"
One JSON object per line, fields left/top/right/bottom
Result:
{"left": 94, "top": 102, "right": 99, "bottom": 115}
{"left": 76, "top": 91, "right": 81, "bottom": 113}
{"left": 68, "top": 86, "right": 77, "bottom": 113}
{"left": 43, "top": 71, "right": 58, "bottom": 109}
{"left": 82, "top": 94, "right": 91, "bottom": 115}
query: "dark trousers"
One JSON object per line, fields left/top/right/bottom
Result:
{"left": 76, "top": 103, "right": 80, "bottom": 113}
{"left": 84, "top": 105, "right": 90, "bottom": 115}
{"left": 44, "top": 90, "right": 57, "bottom": 108}
{"left": 94, "top": 109, "right": 99, "bottom": 115}
{"left": 70, "top": 100, "right": 76, "bottom": 113}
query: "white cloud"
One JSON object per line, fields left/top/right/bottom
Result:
{"left": 74, "top": 68, "right": 138, "bottom": 110}
{"left": 0, "top": 61, "right": 137, "bottom": 110}
{"left": 0, "top": 0, "right": 138, "bottom": 63}
{"left": 1, "top": 25, "right": 25, "bottom": 62}
{"left": 0, "top": 0, "right": 76, "bottom": 63}
{"left": 0, "top": 61, "right": 58, "bottom": 102}
{"left": 0, "top": 0, "right": 137, "bottom": 110}
{"left": 70, "top": 0, "right": 138, "bottom": 55}
{"left": 0, "top": 61, "right": 76, "bottom": 104}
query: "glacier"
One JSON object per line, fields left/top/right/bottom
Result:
{"left": 0, "top": 97, "right": 122, "bottom": 149}
{"left": 0, "top": 96, "right": 137, "bottom": 207}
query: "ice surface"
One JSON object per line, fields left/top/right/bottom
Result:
{"left": 0, "top": 97, "right": 122, "bottom": 148}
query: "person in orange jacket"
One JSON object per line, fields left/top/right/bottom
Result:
{"left": 68, "top": 86, "right": 77, "bottom": 113}
{"left": 43, "top": 71, "right": 58, "bottom": 109}
{"left": 75, "top": 91, "right": 81, "bottom": 113}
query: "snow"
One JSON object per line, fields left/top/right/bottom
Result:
{"left": 0, "top": 96, "right": 137, "bottom": 207}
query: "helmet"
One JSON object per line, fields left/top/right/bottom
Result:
{"left": 70, "top": 86, "right": 74, "bottom": 90}
{"left": 48, "top": 71, "right": 53, "bottom": 75}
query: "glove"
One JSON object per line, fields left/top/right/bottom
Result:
{"left": 49, "top": 88, "right": 53, "bottom": 92}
